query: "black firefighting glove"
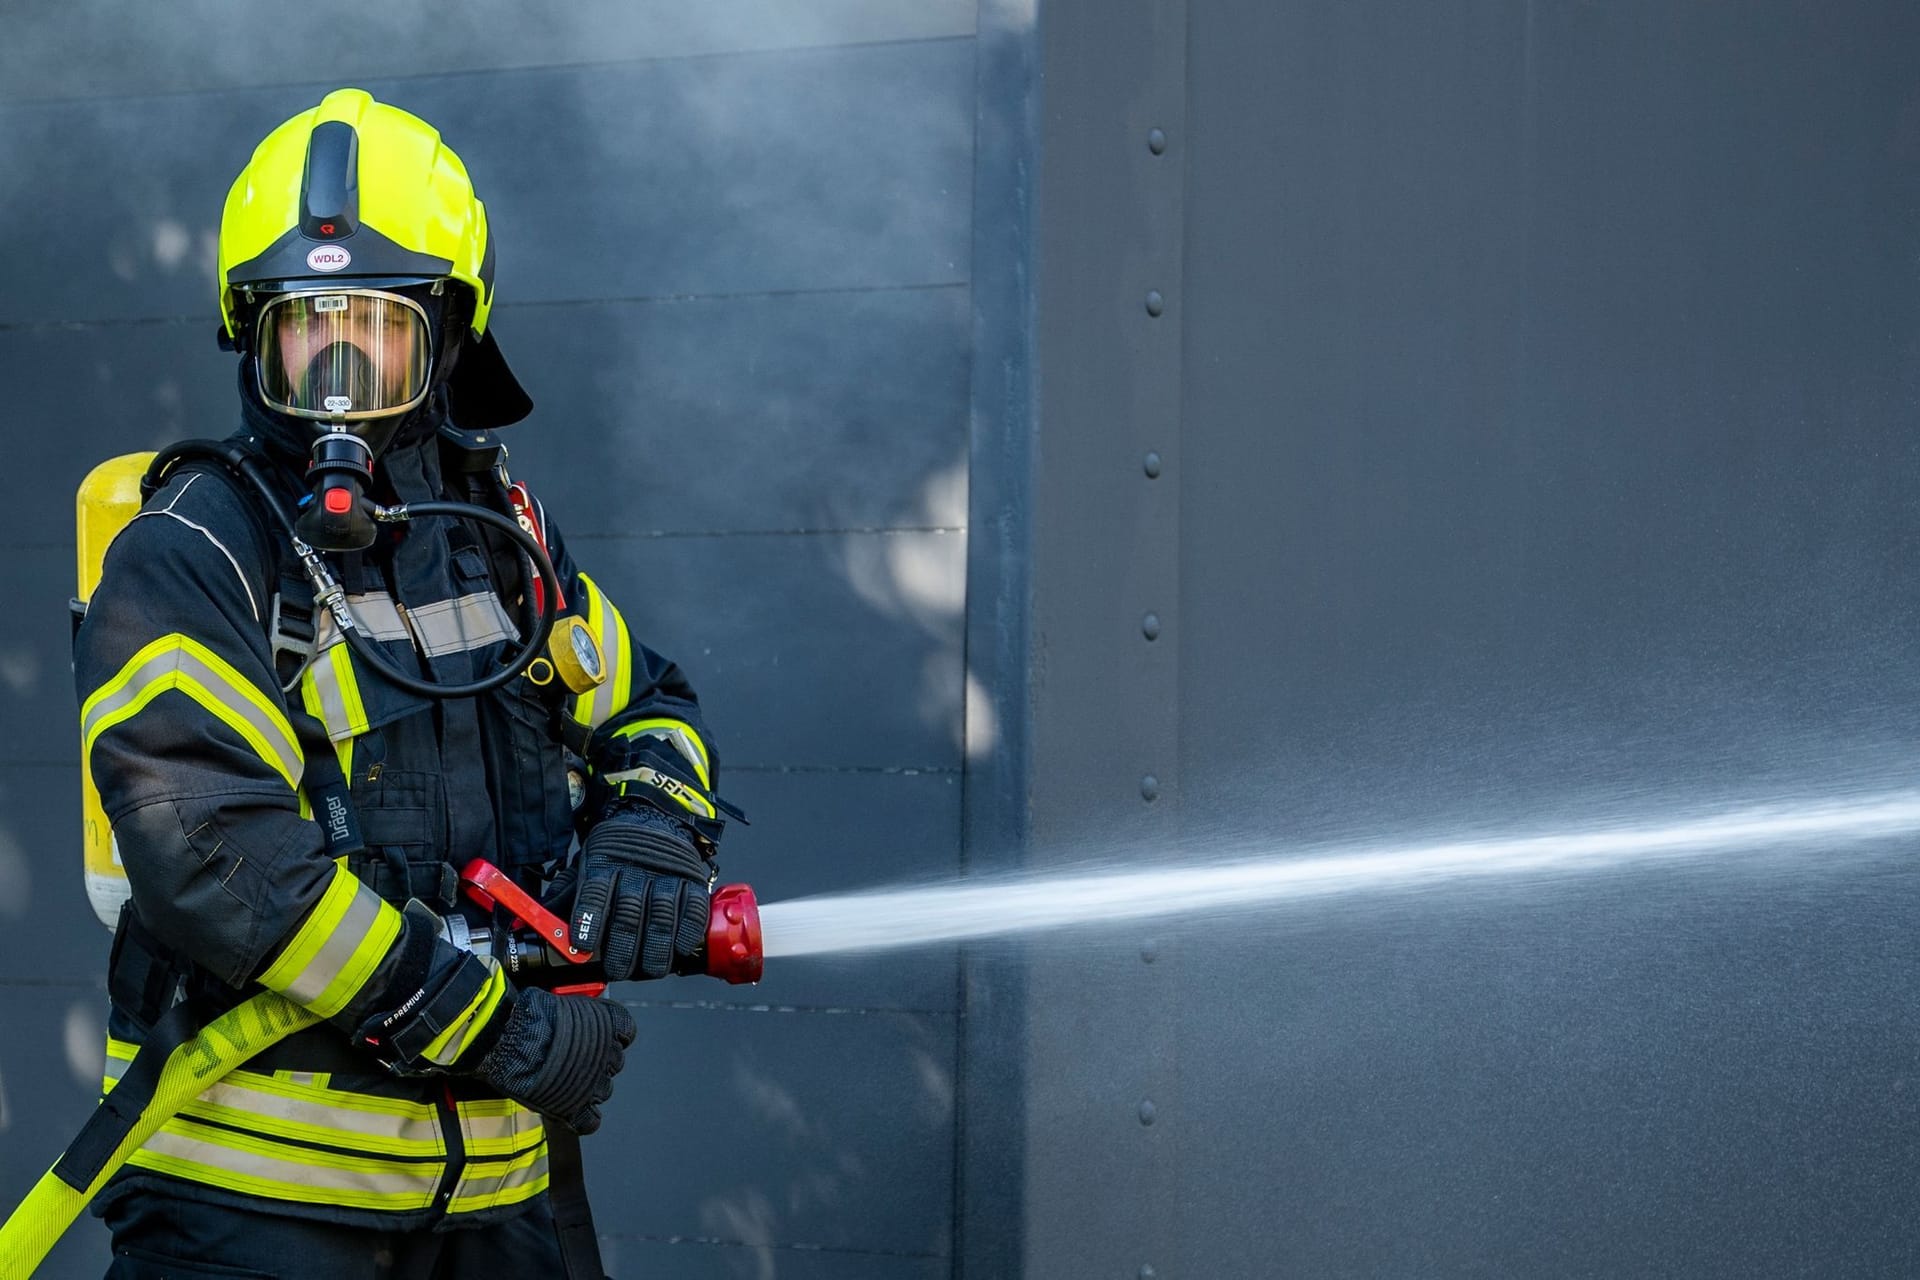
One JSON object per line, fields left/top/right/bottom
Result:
{"left": 470, "top": 987, "right": 636, "bottom": 1135}
{"left": 565, "top": 802, "right": 712, "bottom": 981}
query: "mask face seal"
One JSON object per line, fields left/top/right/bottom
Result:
{"left": 255, "top": 288, "right": 432, "bottom": 422}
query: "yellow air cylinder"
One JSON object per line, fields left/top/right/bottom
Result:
{"left": 76, "top": 452, "right": 155, "bottom": 929}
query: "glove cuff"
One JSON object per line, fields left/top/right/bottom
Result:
{"left": 351, "top": 902, "right": 514, "bottom": 1073}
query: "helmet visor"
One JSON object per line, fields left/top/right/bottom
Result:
{"left": 256, "top": 289, "right": 431, "bottom": 421}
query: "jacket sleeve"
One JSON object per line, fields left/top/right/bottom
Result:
{"left": 78, "top": 472, "right": 499, "bottom": 1049}
{"left": 539, "top": 511, "right": 732, "bottom": 846}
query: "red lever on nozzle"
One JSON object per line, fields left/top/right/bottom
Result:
{"left": 458, "top": 857, "right": 593, "bottom": 964}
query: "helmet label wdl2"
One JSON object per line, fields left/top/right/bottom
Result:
{"left": 306, "top": 245, "right": 351, "bottom": 272}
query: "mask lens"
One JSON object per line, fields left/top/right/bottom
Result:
{"left": 256, "top": 291, "right": 430, "bottom": 419}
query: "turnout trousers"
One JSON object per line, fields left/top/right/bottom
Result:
{"left": 102, "top": 1186, "right": 564, "bottom": 1279}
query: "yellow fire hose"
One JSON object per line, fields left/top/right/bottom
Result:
{"left": 0, "top": 991, "right": 317, "bottom": 1277}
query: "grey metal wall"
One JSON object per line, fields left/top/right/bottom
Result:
{"left": 1021, "top": 1, "right": 1920, "bottom": 1277}
{"left": 0, "top": 5, "right": 999, "bottom": 1276}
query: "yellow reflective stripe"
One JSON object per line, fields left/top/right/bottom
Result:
{"left": 570, "top": 576, "right": 607, "bottom": 728}
{"left": 448, "top": 1143, "right": 550, "bottom": 1215}
{"left": 82, "top": 634, "right": 302, "bottom": 788}
{"left": 455, "top": 1098, "right": 546, "bottom": 1158}
{"left": 300, "top": 673, "right": 355, "bottom": 779}
{"left": 105, "top": 1039, "right": 451, "bottom": 1158}
{"left": 608, "top": 593, "right": 632, "bottom": 712}
{"left": 127, "top": 1117, "right": 439, "bottom": 1212}
{"left": 95, "top": 1028, "right": 544, "bottom": 1217}
{"left": 256, "top": 866, "right": 400, "bottom": 1017}
{"left": 419, "top": 962, "right": 508, "bottom": 1067}
{"left": 569, "top": 574, "right": 631, "bottom": 730}
{"left": 176, "top": 1085, "right": 442, "bottom": 1159}
{"left": 603, "top": 763, "right": 716, "bottom": 820}
{"left": 298, "top": 634, "right": 371, "bottom": 743}
{"left": 608, "top": 718, "right": 712, "bottom": 789}
{"left": 330, "top": 642, "right": 369, "bottom": 735}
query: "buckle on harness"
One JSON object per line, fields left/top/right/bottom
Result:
{"left": 269, "top": 589, "right": 318, "bottom": 690}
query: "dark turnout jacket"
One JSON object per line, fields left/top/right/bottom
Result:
{"left": 75, "top": 409, "right": 721, "bottom": 1230}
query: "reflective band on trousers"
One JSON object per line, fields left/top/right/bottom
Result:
{"left": 104, "top": 1041, "right": 550, "bottom": 1214}
{"left": 82, "top": 634, "right": 303, "bottom": 789}
{"left": 450, "top": 1145, "right": 551, "bottom": 1214}
{"left": 255, "top": 866, "right": 401, "bottom": 1018}
{"left": 569, "top": 573, "right": 632, "bottom": 730}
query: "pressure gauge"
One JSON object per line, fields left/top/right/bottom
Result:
{"left": 546, "top": 616, "right": 606, "bottom": 694}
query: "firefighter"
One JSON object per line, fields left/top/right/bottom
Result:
{"left": 74, "top": 88, "right": 730, "bottom": 1276}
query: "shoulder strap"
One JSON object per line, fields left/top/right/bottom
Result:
{"left": 545, "top": 1125, "right": 608, "bottom": 1280}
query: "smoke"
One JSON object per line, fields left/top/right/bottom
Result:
{"left": 0, "top": 3, "right": 979, "bottom": 106}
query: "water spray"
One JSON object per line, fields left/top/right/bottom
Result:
{"left": 753, "top": 789, "right": 1920, "bottom": 960}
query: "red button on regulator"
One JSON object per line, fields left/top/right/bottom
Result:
{"left": 323, "top": 487, "right": 353, "bottom": 515}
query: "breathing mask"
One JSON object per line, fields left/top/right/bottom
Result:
{"left": 237, "top": 278, "right": 465, "bottom": 551}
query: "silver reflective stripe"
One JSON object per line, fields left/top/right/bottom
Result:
{"left": 188, "top": 1078, "right": 445, "bottom": 1151}
{"left": 451, "top": 1151, "right": 550, "bottom": 1212}
{"left": 138, "top": 1125, "right": 440, "bottom": 1200}
{"left": 277, "top": 879, "right": 386, "bottom": 1008}
{"left": 318, "top": 590, "right": 514, "bottom": 657}
{"left": 304, "top": 648, "right": 356, "bottom": 742}
{"left": 107, "top": 1042, "right": 453, "bottom": 1156}
{"left": 576, "top": 577, "right": 626, "bottom": 729}
{"left": 317, "top": 592, "right": 410, "bottom": 645}
{"left": 459, "top": 1107, "right": 535, "bottom": 1146}
{"left": 600, "top": 764, "right": 716, "bottom": 819}
{"left": 403, "top": 592, "right": 516, "bottom": 657}
{"left": 81, "top": 644, "right": 302, "bottom": 786}
{"left": 426, "top": 987, "right": 497, "bottom": 1068}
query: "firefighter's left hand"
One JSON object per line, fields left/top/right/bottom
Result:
{"left": 565, "top": 803, "right": 711, "bottom": 980}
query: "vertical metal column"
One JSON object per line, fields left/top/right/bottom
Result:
{"left": 959, "top": 0, "right": 1041, "bottom": 1275}
{"left": 1023, "top": 1, "right": 1187, "bottom": 1274}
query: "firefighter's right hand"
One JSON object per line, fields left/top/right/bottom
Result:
{"left": 469, "top": 987, "right": 637, "bottom": 1134}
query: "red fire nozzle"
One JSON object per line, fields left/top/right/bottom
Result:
{"left": 457, "top": 857, "right": 762, "bottom": 988}
{"left": 705, "top": 883, "right": 763, "bottom": 985}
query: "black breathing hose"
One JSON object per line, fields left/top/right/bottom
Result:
{"left": 356, "top": 500, "right": 560, "bottom": 698}
{"left": 148, "top": 440, "right": 561, "bottom": 700}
